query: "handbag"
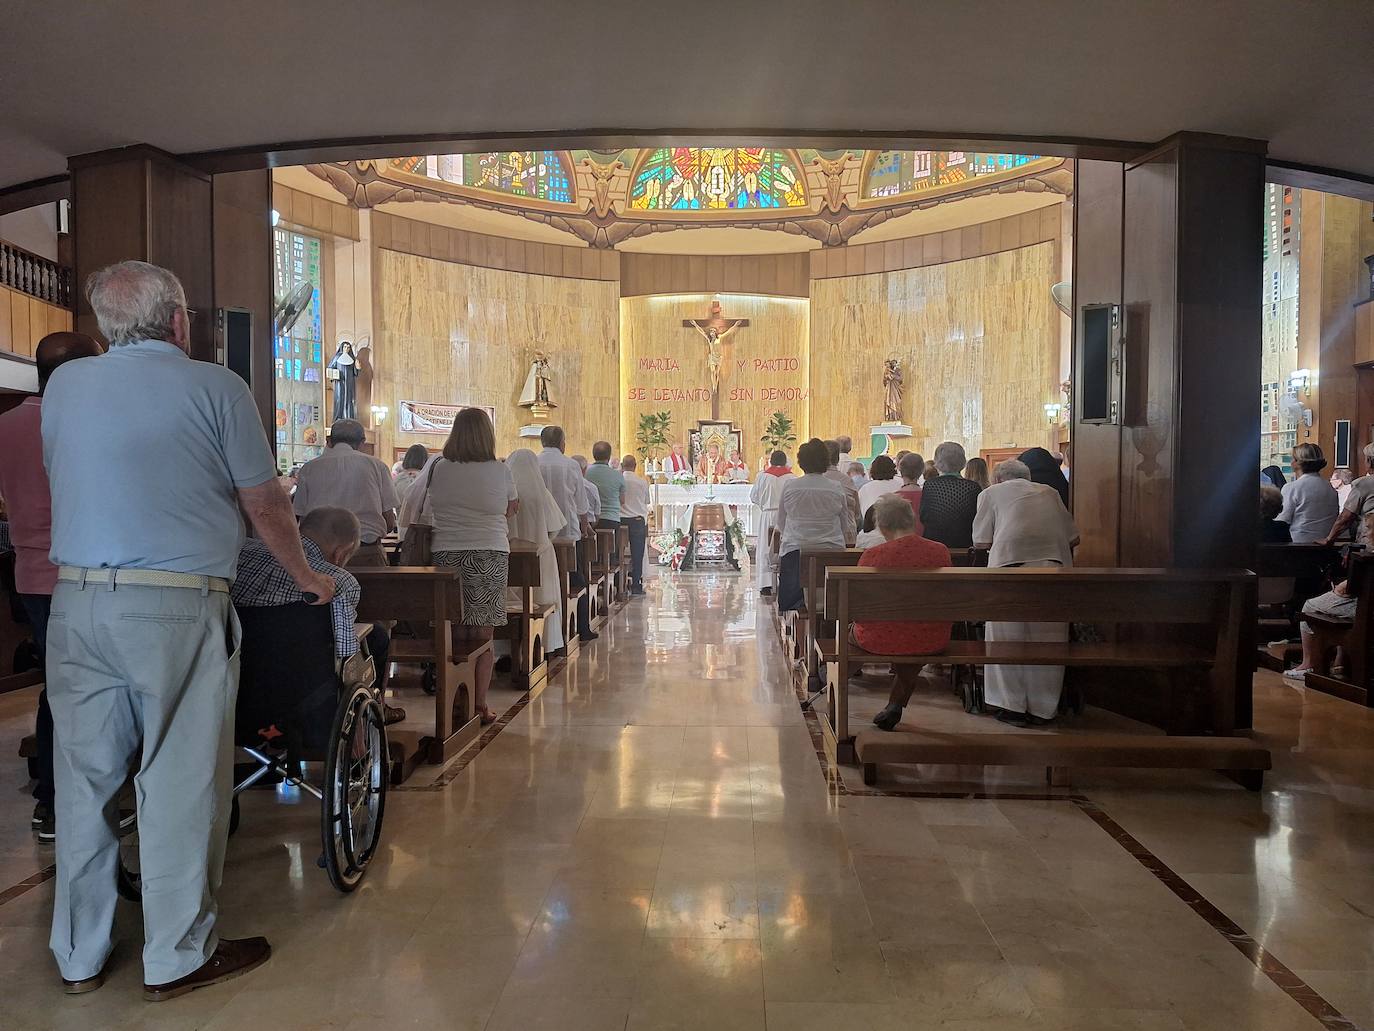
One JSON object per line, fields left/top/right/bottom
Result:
{"left": 398, "top": 460, "right": 440, "bottom": 566}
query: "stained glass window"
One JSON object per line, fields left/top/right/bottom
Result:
{"left": 388, "top": 151, "right": 574, "bottom": 203}
{"left": 272, "top": 227, "right": 326, "bottom": 473}
{"left": 864, "top": 152, "right": 1043, "bottom": 199}
{"left": 629, "top": 148, "right": 806, "bottom": 211}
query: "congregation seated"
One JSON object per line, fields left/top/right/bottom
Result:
{"left": 855, "top": 507, "right": 885, "bottom": 549}
{"left": 1019, "top": 447, "right": 1070, "bottom": 507}
{"left": 857, "top": 495, "right": 953, "bottom": 731}
{"left": 1285, "top": 509, "right": 1374, "bottom": 680}
{"left": 776, "top": 438, "right": 856, "bottom": 612}
{"left": 392, "top": 443, "right": 431, "bottom": 531}
{"left": 971, "top": 457, "right": 1080, "bottom": 726}
{"left": 857, "top": 454, "right": 900, "bottom": 515}
{"left": 1261, "top": 485, "right": 1291, "bottom": 543}
{"left": 1278, "top": 442, "right": 1338, "bottom": 544}
{"left": 293, "top": 418, "right": 397, "bottom": 567}
{"left": 963, "top": 456, "right": 990, "bottom": 491}
{"left": 821, "top": 438, "right": 862, "bottom": 523}
{"left": 1317, "top": 442, "right": 1374, "bottom": 546}
{"left": 231, "top": 507, "right": 403, "bottom": 725}
{"left": 846, "top": 462, "right": 867, "bottom": 490}
{"left": 920, "top": 441, "right": 981, "bottom": 548}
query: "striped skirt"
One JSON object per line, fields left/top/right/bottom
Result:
{"left": 432, "top": 549, "right": 509, "bottom": 627}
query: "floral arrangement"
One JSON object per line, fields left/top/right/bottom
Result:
{"left": 727, "top": 519, "right": 747, "bottom": 553}
{"left": 669, "top": 470, "right": 698, "bottom": 487}
{"left": 652, "top": 529, "right": 689, "bottom": 571}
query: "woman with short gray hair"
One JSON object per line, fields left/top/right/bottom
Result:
{"left": 972, "top": 457, "right": 1080, "bottom": 726}
{"left": 919, "top": 441, "right": 982, "bottom": 548}
{"left": 1278, "top": 443, "right": 1337, "bottom": 543}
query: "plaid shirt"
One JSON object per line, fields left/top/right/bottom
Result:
{"left": 231, "top": 537, "right": 361, "bottom": 657}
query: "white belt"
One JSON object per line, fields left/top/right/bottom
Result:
{"left": 58, "top": 566, "right": 230, "bottom": 594}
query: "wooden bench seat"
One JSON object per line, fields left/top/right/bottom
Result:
{"left": 854, "top": 728, "right": 1271, "bottom": 790}
{"left": 818, "top": 565, "right": 1255, "bottom": 764}
{"left": 354, "top": 566, "right": 491, "bottom": 772}
{"left": 497, "top": 542, "right": 553, "bottom": 689}
{"left": 553, "top": 539, "right": 585, "bottom": 654}
{"left": 816, "top": 639, "right": 1214, "bottom": 668}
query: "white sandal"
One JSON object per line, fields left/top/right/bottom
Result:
{"left": 1282, "top": 667, "right": 1313, "bottom": 680}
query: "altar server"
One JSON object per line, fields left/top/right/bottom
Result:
{"left": 749, "top": 450, "right": 792, "bottom": 595}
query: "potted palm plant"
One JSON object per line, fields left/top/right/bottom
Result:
{"left": 760, "top": 410, "right": 798, "bottom": 464}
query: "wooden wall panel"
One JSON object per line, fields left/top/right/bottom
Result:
{"left": 373, "top": 212, "right": 616, "bottom": 283}
{"left": 212, "top": 169, "right": 274, "bottom": 432}
{"left": 0, "top": 285, "right": 73, "bottom": 358}
{"left": 619, "top": 293, "right": 810, "bottom": 465}
{"left": 620, "top": 252, "right": 809, "bottom": 298}
{"left": 1070, "top": 160, "right": 1124, "bottom": 566}
{"left": 373, "top": 249, "right": 619, "bottom": 461}
{"left": 809, "top": 243, "right": 1059, "bottom": 460}
{"left": 272, "top": 183, "right": 360, "bottom": 241}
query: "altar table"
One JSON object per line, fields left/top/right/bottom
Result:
{"left": 651, "top": 483, "right": 757, "bottom": 538}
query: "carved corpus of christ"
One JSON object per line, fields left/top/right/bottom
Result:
{"left": 683, "top": 299, "right": 749, "bottom": 417}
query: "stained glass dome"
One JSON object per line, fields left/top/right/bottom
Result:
{"left": 388, "top": 151, "right": 574, "bottom": 203}
{"left": 864, "top": 151, "right": 1045, "bottom": 199}
{"left": 628, "top": 148, "right": 807, "bottom": 211}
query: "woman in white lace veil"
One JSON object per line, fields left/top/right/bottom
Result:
{"left": 506, "top": 448, "right": 568, "bottom": 656}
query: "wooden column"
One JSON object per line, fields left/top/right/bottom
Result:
{"left": 1072, "top": 133, "right": 1265, "bottom": 572}
{"left": 211, "top": 169, "right": 274, "bottom": 433}
{"left": 70, "top": 146, "right": 214, "bottom": 362}
{"left": 70, "top": 147, "right": 275, "bottom": 436}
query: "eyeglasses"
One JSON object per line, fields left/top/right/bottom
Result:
{"left": 184, "top": 307, "right": 198, "bottom": 325}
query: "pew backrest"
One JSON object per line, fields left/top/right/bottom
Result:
{"left": 353, "top": 567, "right": 465, "bottom": 623}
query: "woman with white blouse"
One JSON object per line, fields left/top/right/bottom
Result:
{"left": 1278, "top": 443, "right": 1339, "bottom": 544}
{"left": 971, "top": 458, "right": 1080, "bottom": 726}
{"left": 857, "top": 454, "right": 902, "bottom": 515}
{"left": 428, "top": 408, "right": 518, "bottom": 724}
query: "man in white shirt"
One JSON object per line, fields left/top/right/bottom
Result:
{"left": 822, "top": 439, "right": 862, "bottom": 525}
{"left": 293, "top": 420, "right": 397, "bottom": 566}
{"left": 620, "top": 455, "right": 651, "bottom": 596}
{"left": 775, "top": 439, "right": 856, "bottom": 611}
{"left": 749, "top": 450, "right": 791, "bottom": 595}
{"left": 537, "top": 426, "right": 597, "bottom": 641}
{"left": 836, "top": 435, "right": 854, "bottom": 470}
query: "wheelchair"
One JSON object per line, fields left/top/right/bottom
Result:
{"left": 118, "top": 601, "right": 389, "bottom": 897}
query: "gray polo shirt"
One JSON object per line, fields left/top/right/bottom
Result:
{"left": 1278, "top": 473, "right": 1339, "bottom": 544}
{"left": 42, "top": 339, "right": 278, "bottom": 579}
{"left": 293, "top": 442, "right": 397, "bottom": 544}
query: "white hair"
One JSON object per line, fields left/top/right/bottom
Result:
{"left": 932, "top": 441, "right": 967, "bottom": 475}
{"left": 299, "top": 506, "right": 360, "bottom": 553}
{"left": 992, "top": 459, "right": 1031, "bottom": 483}
{"left": 872, "top": 493, "right": 916, "bottom": 533}
{"left": 85, "top": 260, "right": 185, "bottom": 347}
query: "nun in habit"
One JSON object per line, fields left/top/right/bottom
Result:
{"left": 505, "top": 449, "right": 568, "bottom": 656}
{"left": 327, "top": 340, "right": 360, "bottom": 420}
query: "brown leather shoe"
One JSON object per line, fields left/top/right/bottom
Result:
{"left": 143, "top": 936, "right": 271, "bottom": 1002}
{"left": 61, "top": 971, "right": 104, "bottom": 995}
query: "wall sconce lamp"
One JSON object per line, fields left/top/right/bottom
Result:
{"left": 1289, "top": 368, "right": 1313, "bottom": 397}
{"left": 370, "top": 404, "right": 389, "bottom": 425}
{"left": 1043, "top": 402, "right": 1063, "bottom": 425}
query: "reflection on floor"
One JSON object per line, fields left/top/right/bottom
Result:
{"left": 1, "top": 569, "right": 1372, "bottom": 1030}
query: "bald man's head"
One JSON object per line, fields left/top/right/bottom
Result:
{"left": 36, "top": 332, "right": 102, "bottom": 392}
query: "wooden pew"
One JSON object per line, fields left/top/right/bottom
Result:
{"left": 1301, "top": 553, "right": 1374, "bottom": 706}
{"left": 816, "top": 566, "right": 1260, "bottom": 783}
{"left": 498, "top": 542, "right": 554, "bottom": 690}
{"left": 353, "top": 567, "right": 491, "bottom": 774}
{"left": 591, "top": 528, "right": 619, "bottom": 623}
{"left": 612, "top": 525, "right": 631, "bottom": 602}
{"left": 1253, "top": 542, "right": 1339, "bottom": 671}
{"left": 553, "top": 538, "right": 584, "bottom": 656}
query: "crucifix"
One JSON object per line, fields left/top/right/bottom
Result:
{"left": 683, "top": 299, "right": 749, "bottom": 420}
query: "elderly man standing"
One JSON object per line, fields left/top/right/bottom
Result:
{"left": 0, "top": 331, "right": 103, "bottom": 843}
{"left": 538, "top": 426, "right": 597, "bottom": 643}
{"left": 42, "top": 261, "right": 336, "bottom": 1000}
{"left": 292, "top": 419, "right": 397, "bottom": 567}
{"left": 620, "top": 454, "right": 650, "bottom": 596}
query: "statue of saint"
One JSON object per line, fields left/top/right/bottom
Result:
{"left": 518, "top": 351, "right": 557, "bottom": 419}
{"left": 326, "top": 340, "right": 360, "bottom": 420}
{"left": 882, "top": 358, "right": 904, "bottom": 424}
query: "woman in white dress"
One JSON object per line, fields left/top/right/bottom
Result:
{"left": 749, "top": 449, "right": 792, "bottom": 595}
{"left": 971, "top": 458, "right": 1080, "bottom": 726}
{"left": 857, "top": 454, "right": 902, "bottom": 515}
{"left": 392, "top": 444, "right": 430, "bottom": 530}
{"left": 506, "top": 448, "right": 568, "bottom": 657}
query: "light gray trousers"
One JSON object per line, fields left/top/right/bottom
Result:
{"left": 46, "top": 579, "right": 240, "bottom": 985}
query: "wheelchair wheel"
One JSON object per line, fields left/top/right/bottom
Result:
{"left": 321, "top": 685, "right": 388, "bottom": 893}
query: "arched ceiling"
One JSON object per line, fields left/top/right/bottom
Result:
{"left": 2, "top": 0, "right": 1372, "bottom": 194}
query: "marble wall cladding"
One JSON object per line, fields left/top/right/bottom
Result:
{"left": 374, "top": 249, "right": 620, "bottom": 460}
{"left": 619, "top": 293, "right": 811, "bottom": 467}
{"left": 808, "top": 242, "right": 1059, "bottom": 458}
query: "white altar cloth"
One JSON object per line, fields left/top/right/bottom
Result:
{"left": 652, "top": 483, "right": 757, "bottom": 538}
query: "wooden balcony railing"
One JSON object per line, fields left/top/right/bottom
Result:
{"left": 0, "top": 240, "right": 71, "bottom": 308}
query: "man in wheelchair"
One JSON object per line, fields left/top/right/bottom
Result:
{"left": 231, "top": 506, "right": 404, "bottom": 728}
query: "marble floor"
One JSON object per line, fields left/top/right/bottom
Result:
{"left": 2, "top": 570, "right": 1374, "bottom": 1030}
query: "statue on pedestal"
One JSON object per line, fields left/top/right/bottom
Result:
{"left": 882, "top": 358, "right": 904, "bottom": 424}
{"left": 518, "top": 351, "right": 557, "bottom": 422}
{"left": 327, "top": 340, "right": 360, "bottom": 421}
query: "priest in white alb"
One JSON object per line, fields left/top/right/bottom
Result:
{"left": 750, "top": 449, "right": 793, "bottom": 595}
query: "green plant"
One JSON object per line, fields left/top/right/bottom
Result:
{"left": 635, "top": 411, "right": 673, "bottom": 461}
{"left": 760, "top": 410, "right": 797, "bottom": 455}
